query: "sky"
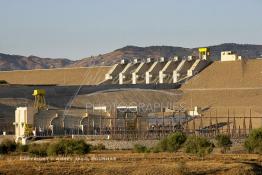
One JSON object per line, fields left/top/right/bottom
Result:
{"left": 0, "top": 0, "right": 261, "bottom": 60}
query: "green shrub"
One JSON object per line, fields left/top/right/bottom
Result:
{"left": 215, "top": 134, "right": 232, "bottom": 153}
{"left": 133, "top": 144, "right": 150, "bottom": 153}
{"left": 244, "top": 128, "right": 262, "bottom": 154}
{"left": 16, "top": 144, "right": 29, "bottom": 153}
{"left": 0, "top": 139, "right": 17, "bottom": 154}
{"left": 185, "top": 136, "right": 214, "bottom": 157}
{"left": 47, "top": 139, "right": 91, "bottom": 156}
{"left": 47, "top": 141, "right": 64, "bottom": 156}
{"left": 157, "top": 132, "right": 187, "bottom": 152}
{"left": 28, "top": 143, "right": 48, "bottom": 157}
{"left": 92, "top": 143, "right": 106, "bottom": 150}
{"left": 151, "top": 146, "right": 161, "bottom": 153}
{"left": 166, "top": 132, "right": 187, "bottom": 152}
{"left": 158, "top": 137, "right": 168, "bottom": 152}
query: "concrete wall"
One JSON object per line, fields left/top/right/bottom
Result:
{"left": 145, "top": 62, "right": 166, "bottom": 84}
{"left": 187, "top": 60, "right": 210, "bottom": 77}
{"left": 0, "top": 66, "right": 112, "bottom": 86}
{"left": 132, "top": 62, "right": 153, "bottom": 84}
{"left": 14, "top": 107, "right": 35, "bottom": 138}
{"left": 105, "top": 64, "right": 127, "bottom": 84}
{"left": 0, "top": 58, "right": 209, "bottom": 86}
{"left": 159, "top": 60, "right": 181, "bottom": 84}
{"left": 119, "top": 63, "right": 140, "bottom": 84}
{"left": 173, "top": 60, "right": 186, "bottom": 83}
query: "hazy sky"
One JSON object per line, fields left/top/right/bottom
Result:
{"left": 0, "top": 0, "right": 261, "bottom": 60}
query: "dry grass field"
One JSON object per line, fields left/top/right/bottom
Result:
{"left": 0, "top": 151, "right": 261, "bottom": 175}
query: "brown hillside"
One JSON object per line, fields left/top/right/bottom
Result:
{"left": 0, "top": 53, "right": 72, "bottom": 71}
{"left": 67, "top": 44, "right": 262, "bottom": 67}
{"left": 68, "top": 46, "right": 192, "bottom": 67}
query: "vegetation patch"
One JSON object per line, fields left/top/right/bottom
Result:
{"left": 185, "top": 136, "right": 214, "bottom": 157}
{"left": 0, "top": 139, "right": 16, "bottom": 154}
{"left": 28, "top": 143, "right": 49, "bottom": 157}
{"left": 244, "top": 128, "right": 262, "bottom": 154}
{"left": 92, "top": 143, "right": 106, "bottom": 151}
{"left": 16, "top": 144, "right": 29, "bottom": 153}
{"left": 47, "top": 139, "right": 91, "bottom": 156}
{"left": 215, "top": 134, "right": 232, "bottom": 153}
{"left": 157, "top": 132, "right": 187, "bottom": 152}
{"left": 133, "top": 144, "right": 150, "bottom": 153}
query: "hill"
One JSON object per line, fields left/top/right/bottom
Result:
{"left": 72, "top": 43, "right": 262, "bottom": 67}
{"left": 0, "top": 53, "right": 72, "bottom": 71}
{"left": 69, "top": 46, "right": 192, "bottom": 67}
{"left": 1, "top": 43, "right": 262, "bottom": 70}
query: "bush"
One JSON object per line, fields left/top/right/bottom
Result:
{"left": 158, "top": 137, "right": 168, "bottom": 152}
{"left": 185, "top": 136, "right": 214, "bottom": 157}
{"left": 151, "top": 146, "right": 161, "bottom": 153}
{"left": 133, "top": 144, "right": 150, "bottom": 153}
{"left": 215, "top": 134, "right": 232, "bottom": 153}
{"left": 244, "top": 128, "right": 262, "bottom": 154}
{"left": 157, "top": 132, "right": 187, "bottom": 152}
{"left": 47, "top": 139, "right": 91, "bottom": 156}
{"left": 16, "top": 144, "right": 29, "bottom": 153}
{"left": 0, "top": 139, "right": 17, "bottom": 154}
{"left": 92, "top": 143, "right": 106, "bottom": 150}
{"left": 28, "top": 143, "right": 48, "bottom": 157}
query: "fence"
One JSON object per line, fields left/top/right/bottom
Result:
{"left": 34, "top": 112, "right": 261, "bottom": 140}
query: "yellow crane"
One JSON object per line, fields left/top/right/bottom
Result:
{"left": 32, "top": 89, "right": 47, "bottom": 110}
{"left": 198, "top": 47, "right": 210, "bottom": 60}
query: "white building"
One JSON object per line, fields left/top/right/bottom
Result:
{"left": 187, "top": 106, "right": 202, "bottom": 117}
{"left": 13, "top": 107, "right": 35, "bottom": 140}
{"left": 221, "top": 51, "right": 242, "bottom": 62}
